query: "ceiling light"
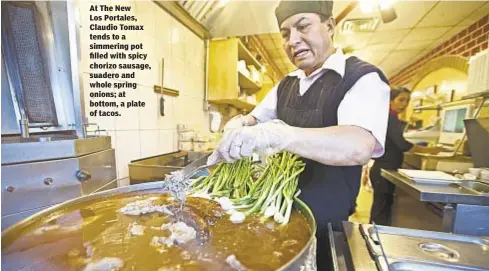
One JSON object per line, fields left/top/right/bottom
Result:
{"left": 341, "top": 18, "right": 380, "bottom": 34}
{"left": 359, "top": 1, "right": 376, "bottom": 13}
{"left": 380, "top": 6, "right": 397, "bottom": 23}
{"left": 379, "top": 0, "right": 396, "bottom": 10}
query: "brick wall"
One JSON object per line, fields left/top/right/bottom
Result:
{"left": 390, "top": 14, "right": 489, "bottom": 86}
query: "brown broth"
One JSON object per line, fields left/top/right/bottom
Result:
{"left": 2, "top": 193, "right": 311, "bottom": 271}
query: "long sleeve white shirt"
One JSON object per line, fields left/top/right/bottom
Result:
{"left": 250, "top": 50, "right": 390, "bottom": 158}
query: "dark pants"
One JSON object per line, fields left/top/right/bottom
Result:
{"left": 369, "top": 164, "right": 395, "bottom": 225}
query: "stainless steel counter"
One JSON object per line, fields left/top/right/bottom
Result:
{"left": 1, "top": 135, "right": 117, "bottom": 229}
{"left": 381, "top": 170, "right": 489, "bottom": 206}
{"left": 382, "top": 170, "right": 489, "bottom": 236}
{"left": 1, "top": 136, "right": 112, "bottom": 165}
{"left": 331, "top": 222, "right": 489, "bottom": 271}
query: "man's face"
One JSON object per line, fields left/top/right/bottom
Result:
{"left": 280, "top": 13, "right": 335, "bottom": 75}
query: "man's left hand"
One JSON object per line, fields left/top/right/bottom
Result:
{"left": 208, "top": 120, "right": 293, "bottom": 164}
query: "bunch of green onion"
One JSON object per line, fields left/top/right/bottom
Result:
{"left": 189, "top": 152, "right": 305, "bottom": 224}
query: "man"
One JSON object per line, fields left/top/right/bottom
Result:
{"left": 208, "top": 1, "right": 390, "bottom": 269}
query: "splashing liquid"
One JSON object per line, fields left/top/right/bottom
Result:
{"left": 162, "top": 171, "right": 192, "bottom": 220}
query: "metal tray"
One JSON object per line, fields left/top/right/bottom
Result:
{"left": 381, "top": 257, "right": 489, "bottom": 271}
{"left": 128, "top": 151, "right": 210, "bottom": 184}
{"left": 360, "top": 224, "right": 489, "bottom": 271}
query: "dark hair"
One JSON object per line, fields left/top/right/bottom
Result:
{"left": 390, "top": 87, "right": 411, "bottom": 101}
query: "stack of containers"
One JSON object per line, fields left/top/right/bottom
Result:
{"left": 177, "top": 124, "right": 213, "bottom": 152}
{"left": 193, "top": 133, "right": 210, "bottom": 152}
{"left": 177, "top": 124, "right": 195, "bottom": 151}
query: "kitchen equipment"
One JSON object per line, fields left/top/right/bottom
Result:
{"left": 360, "top": 224, "right": 489, "bottom": 271}
{"left": 469, "top": 168, "right": 482, "bottom": 178}
{"left": 398, "top": 169, "right": 461, "bottom": 184}
{"left": 178, "top": 131, "right": 195, "bottom": 141}
{"left": 481, "top": 169, "right": 489, "bottom": 181}
{"left": 180, "top": 152, "right": 214, "bottom": 181}
{"left": 1, "top": 181, "right": 317, "bottom": 271}
{"left": 464, "top": 118, "right": 489, "bottom": 168}
{"left": 128, "top": 151, "right": 210, "bottom": 185}
{"left": 1, "top": 136, "right": 117, "bottom": 230}
{"left": 179, "top": 141, "right": 193, "bottom": 151}
{"left": 330, "top": 221, "right": 489, "bottom": 271}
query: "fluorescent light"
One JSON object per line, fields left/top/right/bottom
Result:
{"left": 341, "top": 18, "right": 380, "bottom": 34}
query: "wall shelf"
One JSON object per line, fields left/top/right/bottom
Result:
{"left": 237, "top": 39, "right": 263, "bottom": 70}
{"left": 208, "top": 38, "right": 264, "bottom": 111}
{"left": 238, "top": 71, "right": 262, "bottom": 94}
{"left": 210, "top": 98, "right": 255, "bottom": 112}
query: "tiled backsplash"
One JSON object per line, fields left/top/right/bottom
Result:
{"left": 77, "top": 0, "right": 209, "bottom": 182}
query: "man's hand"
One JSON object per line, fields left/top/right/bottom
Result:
{"left": 222, "top": 114, "right": 258, "bottom": 132}
{"left": 208, "top": 120, "right": 293, "bottom": 164}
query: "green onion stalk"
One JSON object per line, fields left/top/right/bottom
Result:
{"left": 189, "top": 151, "right": 305, "bottom": 224}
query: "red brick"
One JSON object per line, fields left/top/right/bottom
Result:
{"left": 478, "top": 35, "right": 488, "bottom": 44}
{"left": 485, "top": 24, "right": 489, "bottom": 33}
{"left": 471, "top": 47, "right": 480, "bottom": 56}
{"left": 469, "top": 23, "right": 478, "bottom": 32}
{"left": 458, "top": 29, "right": 468, "bottom": 39}
{"left": 482, "top": 42, "right": 488, "bottom": 51}
{"left": 478, "top": 15, "right": 488, "bottom": 27}
{"left": 462, "top": 51, "right": 470, "bottom": 57}
{"left": 467, "top": 40, "right": 476, "bottom": 48}
{"left": 472, "top": 28, "right": 482, "bottom": 38}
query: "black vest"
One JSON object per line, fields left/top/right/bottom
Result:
{"left": 276, "top": 56, "right": 389, "bottom": 230}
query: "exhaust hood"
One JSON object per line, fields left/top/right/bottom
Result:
{"left": 177, "top": 0, "right": 281, "bottom": 38}
{"left": 203, "top": 0, "right": 280, "bottom": 38}
{"left": 176, "top": 0, "right": 353, "bottom": 39}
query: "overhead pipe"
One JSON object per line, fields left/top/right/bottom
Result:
{"left": 335, "top": 1, "right": 358, "bottom": 23}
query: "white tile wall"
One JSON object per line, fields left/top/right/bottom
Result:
{"left": 114, "top": 130, "right": 141, "bottom": 179}
{"left": 77, "top": 0, "right": 209, "bottom": 184}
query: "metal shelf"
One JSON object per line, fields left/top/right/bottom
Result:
{"left": 462, "top": 90, "right": 489, "bottom": 100}
{"left": 413, "top": 104, "right": 441, "bottom": 111}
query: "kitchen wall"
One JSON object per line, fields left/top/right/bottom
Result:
{"left": 76, "top": 0, "right": 209, "bottom": 185}
{"left": 390, "top": 14, "right": 488, "bottom": 87}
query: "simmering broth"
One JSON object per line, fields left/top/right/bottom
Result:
{"left": 2, "top": 192, "right": 311, "bottom": 271}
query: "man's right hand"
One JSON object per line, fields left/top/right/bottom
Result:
{"left": 222, "top": 114, "right": 258, "bottom": 132}
{"left": 207, "top": 114, "right": 257, "bottom": 165}
{"left": 223, "top": 114, "right": 246, "bottom": 132}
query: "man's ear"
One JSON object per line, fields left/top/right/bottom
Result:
{"left": 327, "top": 17, "right": 336, "bottom": 37}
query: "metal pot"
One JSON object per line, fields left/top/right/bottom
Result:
{"left": 2, "top": 181, "right": 317, "bottom": 271}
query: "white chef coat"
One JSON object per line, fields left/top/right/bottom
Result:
{"left": 250, "top": 50, "right": 390, "bottom": 158}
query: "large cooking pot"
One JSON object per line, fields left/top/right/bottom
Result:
{"left": 2, "top": 181, "right": 317, "bottom": 271}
